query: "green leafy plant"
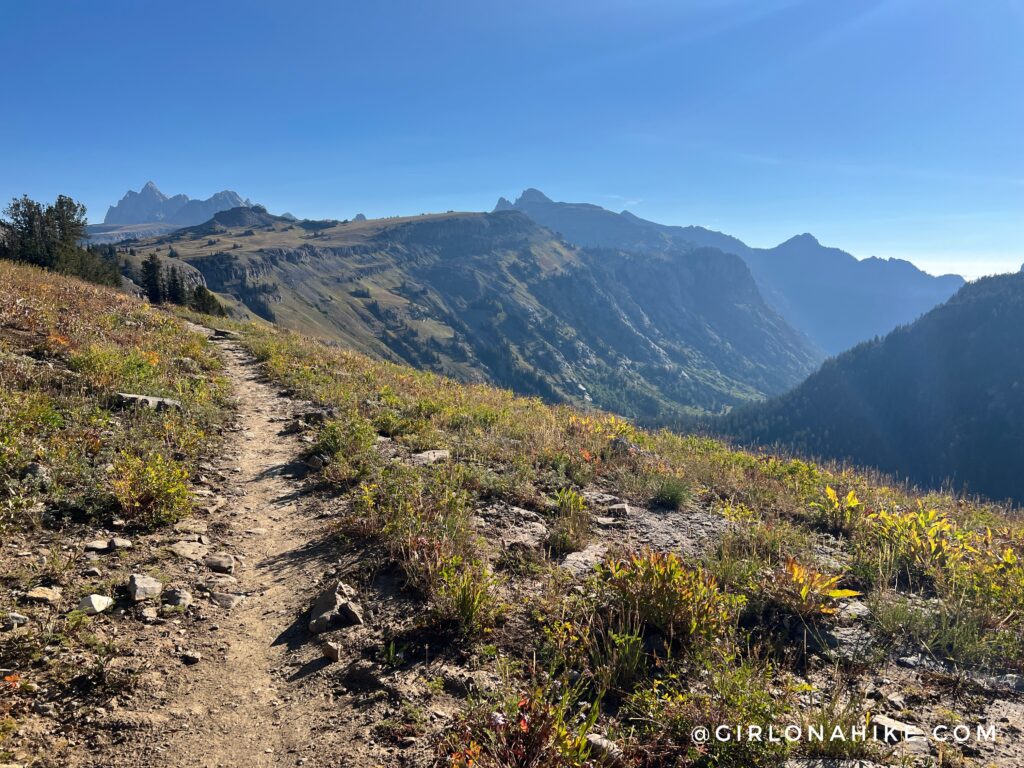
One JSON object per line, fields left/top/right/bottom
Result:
{"left": 442, "top": 681, "right": 597, "bottom": 768}
{"left": 770, "top": 557, "right": 860, "bottom": 620}
{"left": 597, "top": 549, "right": 742, "bottom": 648}
{"left": 108, "top": 451, "right": 192, "bottom": 527}
{"left": 809, "top": 485, "right": 863, "bottom": 534}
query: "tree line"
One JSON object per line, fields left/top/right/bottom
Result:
{"left": 0, "top": 193, "right": 225, "bottom": 316}
{"left": 0, "top": 194, "right": 120, "bottom": 285}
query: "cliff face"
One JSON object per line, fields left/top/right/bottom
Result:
{"left": 499, "top": 189, "right": 964, "bottom": 357}
{"left": 129, "top": 210, "right": 819, "bottom": 422}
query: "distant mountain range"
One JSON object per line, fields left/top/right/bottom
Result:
{"left": 125, "top": 206, "right": 818, "bottom": 421}
{"left": 86, "top": 182, "right": 254, "bottom": 243}
{"left": 719, "top": 270, "right": 1024, "bottom": 502}
{"left": 497, "top": 189, "right": 965, "bottom": 356}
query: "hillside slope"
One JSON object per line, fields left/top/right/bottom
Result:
{"left": 500, "top": 189, "right": 964, "bottom": 355}
{"left": 719, "top": 270, "right": 1024, "bottom": 502}
{"left": 3, "top": 264, "right": 1024, "bottom": 768}
{"left": 128, "top": 207, "right": 819, "bottom": 421}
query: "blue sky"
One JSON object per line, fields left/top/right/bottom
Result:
{"left": 1, "top": 0, "right": 1021, "bottom": 278}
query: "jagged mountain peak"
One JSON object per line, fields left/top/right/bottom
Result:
{"left": 103, "top": 183, "right": 256, "bottom": 228}
{"left": 515, "top": 188, "right": 552, "bottom": 204}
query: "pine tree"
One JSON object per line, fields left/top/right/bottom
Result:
{"left": 166, "top": 267, "right": 187, "bottom": 305}
{"left": 1, "top": 194, "right": 120, "bottom": 286}
{"left": 141, "top": 253, "right": 164, "bottom": 304}
{"left": 189, "top": 285, "right": 226, "bottom": 316}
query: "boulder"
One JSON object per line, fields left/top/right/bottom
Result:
{"left": 2, "top": 612, "right": 30, "bottom": 630}
{"left": 605, "top": 503, "right": 631, "bottom": 518}
{"left": 23, "top": 461, "right": 53, "bottom": 489}
{"left": 305, "top": 454, "right": 327, "bottom": 471}
{"left": 128, "top": 574, "right": 162, "bottom": 602}
{"left": 501, "top": 521, "right": 548, "bottom": 551}
{"left": 309, "top": 581, "right": 364, "bottom": 634}
{"left": 162, "top": 588, "right": 193, "bottom": 609}
{"left": 209, "top": 592, "right": 244, "bottom": 609}
{"left": 586, "top": 733, "right": 626, "bottom": 767}
{"left": 321, "top": 641, "right": 342, "bottom": 662}
{"left": 202, "top": 575, "right": 239, "bottom": 591}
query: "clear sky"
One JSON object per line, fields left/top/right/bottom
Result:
{"left": 1, "top": 0, "right": 1021, "bottom": 278}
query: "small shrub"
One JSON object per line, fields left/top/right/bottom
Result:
{"left": 441, "top": 682, "right": 596, "bottom": 768}
{"left": 547, "top": 487, "right": 589, "bottom": 555}
{"left": 706, "top": 518, "right": 813, "bottom": 590}
{"left": 108, "top": 452, "right": 192, "bottom": 527}
{"left": 650, "top": 474, "right": 689, "bottom": 510}
{"left": 314, "top": 414, "right": 378, "bottom": 483}
{"left": 624, "top": 655, "right": 791, "bottom": 768}
{"left": 809, "top": 485, "right": 863, "bottom": 534}
{"left": 433, "top": 555, "right": 500, "bottom": 635}
{"left": 597, "top": 549, "right": 742, "bottom": 648}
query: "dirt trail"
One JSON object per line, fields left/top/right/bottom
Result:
{"left": 94, "top": 335, "right": 355, "bottom": 768}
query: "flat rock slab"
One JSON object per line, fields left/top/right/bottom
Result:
{"left": 169, "top": 541, "right": 210, "bottom": 561}
{"left": 560, "top": 543, "right": 607, "bottom": 577}
{"left": 25, "top": 586, "right": 62, "bottom": 605}
{"left": 202, "top": 575, "right": 239, "bottom": 591}
{"left": 209, "top": 592, "right": 244, "bottom": 609}
{"left": 628, "top": 507, "right": 728, "bottom": 558}
{"left": 872, "top": 714, "right": 926, "bottom": 743}
{"left": 410, "top": 449, "right": 450, "bottom": 465}
{"left": 173, "top": 519, "right": 209, "bottom": 534}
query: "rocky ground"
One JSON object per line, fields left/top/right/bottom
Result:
{"left": 3, "top": 331, "right": 1023, "bottom": 768}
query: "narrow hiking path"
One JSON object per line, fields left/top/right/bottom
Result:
{"left": 87, "top": 334, "right": 372, "bottom": 768}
